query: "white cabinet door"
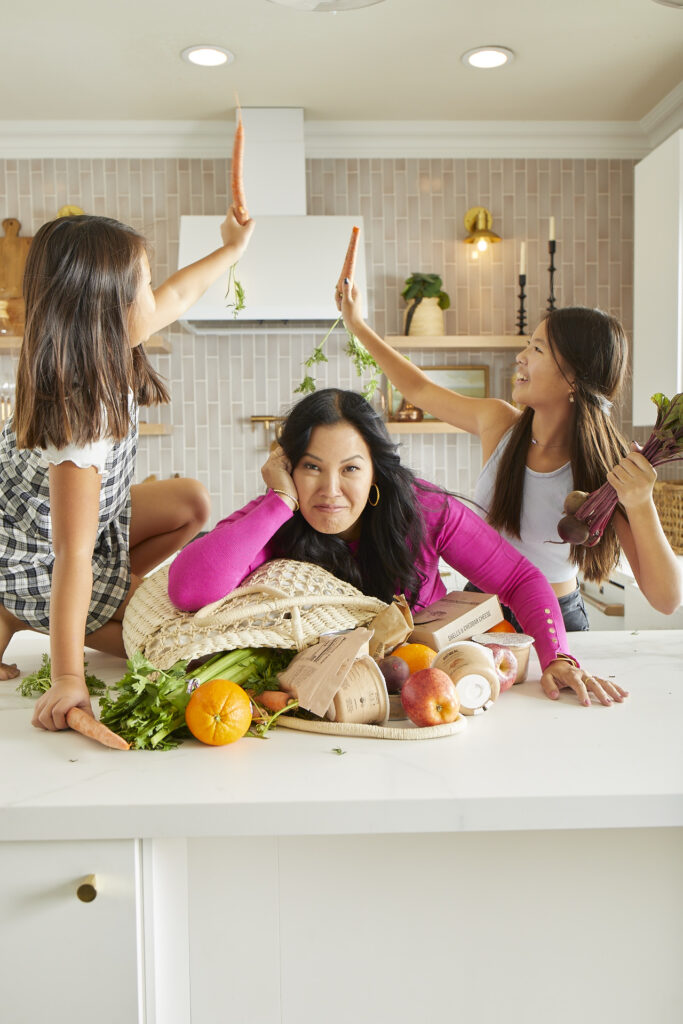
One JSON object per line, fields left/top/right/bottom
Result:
{"left": 0, "top": 839, "right": 143, "bottom": 1024}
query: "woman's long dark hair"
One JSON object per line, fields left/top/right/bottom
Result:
{"left": 487, "top": 306, "right": 629, "bottom": 582}
{"left": 15, "top": 214, "right": 169, "bottom": 450}
{"left": 273, "top": 389, "right": 428, "bottom": 604}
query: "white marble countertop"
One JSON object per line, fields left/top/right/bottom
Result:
{"left": 1, "top": 630, "right": 681, "bottom": 841}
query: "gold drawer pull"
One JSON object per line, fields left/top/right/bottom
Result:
{"left": 76, "top": 874, "right": 97, "bottom": 902}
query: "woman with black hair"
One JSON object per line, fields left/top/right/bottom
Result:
{"left": 169, "top": 388, "right": 626, "bottom": 708}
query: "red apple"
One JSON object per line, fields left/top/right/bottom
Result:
{"left": 486, "top": 643, "right": 518, "bottom": 692}
{"left": 400, "top": 668, "right": 460, "bottom": 726}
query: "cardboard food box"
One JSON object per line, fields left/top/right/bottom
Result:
{"left": 408, "top": 591, "right": 504, "bottom": 650}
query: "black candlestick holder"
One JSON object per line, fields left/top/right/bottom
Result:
{"left": 516, "top": 274, "right": 527, "bottom": 335}
{"left": 547, "top": 240, "right": 557, "bottom": 311}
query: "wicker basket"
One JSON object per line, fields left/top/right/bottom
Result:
{"left": 653, "top": 481, "right": 683, "bottom": 555}
{"left": 122, "top": 558, "right": 388, "bottom": 669}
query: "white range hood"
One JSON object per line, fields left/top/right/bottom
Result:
{"left": 177, "top": 108, "right": 366, "bottom": 331}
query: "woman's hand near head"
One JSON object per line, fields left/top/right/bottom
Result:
{"left": 261, "top": 445, "right": 299, "bottom": 511}
{"left": 540, "top": 659, "right": 628, "bottom": 707}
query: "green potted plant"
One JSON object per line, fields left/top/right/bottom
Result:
{"left": 402, "top": 272, "right": 451, "bottom": 336}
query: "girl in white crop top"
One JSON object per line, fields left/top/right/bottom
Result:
{"left": 338, "top": 285, "right": 681, "bottom": 700}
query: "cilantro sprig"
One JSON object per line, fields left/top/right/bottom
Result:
{"left": 296, "top": 316, "right": 381, "bottom": 400}
{"left": 17, "top": 654, "right": 107, "bottom": 698}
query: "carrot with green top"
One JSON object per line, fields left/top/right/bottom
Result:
{"left": 232, "top": 98, "right": 249, "bottom": 226}
{"left": 66, "top": 707, "right": 130, "bottom": 750}
{"left": 336, "top": 225, "right": 360, "bottom": 296}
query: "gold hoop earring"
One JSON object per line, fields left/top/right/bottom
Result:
{"left": 368, "top": 483, "right": 380, "bottom": 507}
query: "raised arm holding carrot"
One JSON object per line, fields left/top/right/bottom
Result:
{"left": 337, "top": 281, "right": 681, "bottom": 635}
{"left": 0, "top": 204, "right": 253, "bottom": 736}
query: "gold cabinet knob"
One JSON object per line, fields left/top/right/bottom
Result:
{"left": 76, "top": 874, "right": 97, "bottom": 902}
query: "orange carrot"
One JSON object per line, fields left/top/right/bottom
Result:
{"left": 252, "top": 690, "right": 292, "bottom": 714}
{"left": 231, "top": 99, "right": 249, "bottom": 226}
{"left": 336, "top": 225, "right": 360, "bottom": 295}
{"left": 66, "top": 707, "right": 130, "bottom": 750}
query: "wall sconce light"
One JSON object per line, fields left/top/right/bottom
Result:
{"left": 464, "top": 207, "right": 501, "bottom": 258}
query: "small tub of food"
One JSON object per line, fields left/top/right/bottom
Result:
{"left": 431, "top": 641, "right": 500, "bottom": 715}
{"left": 470, "top": 633, "right": 535, "bottom": 683}
{"left": 326, "top": 655, "right": 390, "bottom": 725}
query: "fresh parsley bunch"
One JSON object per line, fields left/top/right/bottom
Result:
{"left": 17, "top": 654, "right": 107, "bottom": 698}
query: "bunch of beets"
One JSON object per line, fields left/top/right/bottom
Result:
{"left": 557, "top": 391, "right": 683, "bottom": 547}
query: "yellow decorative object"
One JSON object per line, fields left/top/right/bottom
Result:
{"left": 464, "top": 207, "right": 501, "bottom": 253}
{"left": 57, "top": 205, "right": 84, "bottom": 217}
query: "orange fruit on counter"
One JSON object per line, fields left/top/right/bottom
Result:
{"left": 486, "top": 619, "right": 517, "bottom": 634}
{"left": 391, "top": 642, "right": 437, "bottom": 674}
{"left": 185, "top": 678, "right": 252, "bottom": 746}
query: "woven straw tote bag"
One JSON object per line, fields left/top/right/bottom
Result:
{"left": 122, "top": 558, "right": 388, "bottom": 669}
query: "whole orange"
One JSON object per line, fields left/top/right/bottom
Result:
{"left": 185, "top": 678, "right": 252, "bottom": 746}
{"left": 391, "top": 642, "right": 437, "bottom": 674}
{"left": 486, "top": 619, "right": 517, "bottom": 634}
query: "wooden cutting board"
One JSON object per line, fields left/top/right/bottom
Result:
{"left": 0, "top": 219, "right": 32, "bottom": 335}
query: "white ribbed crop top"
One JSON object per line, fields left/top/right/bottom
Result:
{"left": 472, "top": 428, "right": 576, "bottom": 583}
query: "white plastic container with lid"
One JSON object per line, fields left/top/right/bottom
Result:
{"left": 471, "top": 633, "right": 534, "bottom": 683}
{"left": 431, "top": 640, "right": 500, "bottom": 715}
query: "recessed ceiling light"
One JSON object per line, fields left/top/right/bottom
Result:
{"left": 461, "top": 46, "right": 515, "bottom": 69}
{"left": 266, "top": 0, "right": 385, "bottom": 10}
{"left": 181, "top": 46, "right": 235, "bottom": 67}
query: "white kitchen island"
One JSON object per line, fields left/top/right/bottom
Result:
{"left": 1, "top": 630, "right": 682, "bottom": 1024}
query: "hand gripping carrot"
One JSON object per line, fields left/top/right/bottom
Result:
{"left": 231, "top": 98, "right": 249, "bottom": 226}
{"left": 66, "top": 706, "right": 130, "bottom": 750}
{"left": 336, "top": 225, "right": 360, "bottom": 297}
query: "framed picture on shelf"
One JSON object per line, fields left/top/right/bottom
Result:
{"left": 388, "top": 365, "right": 489, "bottom": 421}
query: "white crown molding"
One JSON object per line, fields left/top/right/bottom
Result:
{"left": 1, "top": 84, "right": 681, "bottom": 160}
{"left": 639, "top": 80, "right": 683, "bottom": 149}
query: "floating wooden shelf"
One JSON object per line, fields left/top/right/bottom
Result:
{"left": 385, "top": 421, "right": 464, "bottom": 434}
{"left": 139, "top": 423, "right": 173, "bottom": 436}
{"left": 386, "top": 335, "right": 521, "bottom": 350}
{"left": 0, "top": 334, "right": 171, "bottom": 355}
{"left": 0, "top": 336, "right": 22, "bottom": 353}
{"left": 144, "top": 335, "right": 171, "bottom": 353}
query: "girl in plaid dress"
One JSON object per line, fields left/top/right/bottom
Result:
{"left": 0, "top": 208, "right": 254, "bottom": 731}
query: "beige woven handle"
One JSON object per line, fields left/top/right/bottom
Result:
{"left": 194, "top": 592, "right": 385, "bottom": 628}
{"left": 194, "top": 584, "right": 287, "bottom": 622}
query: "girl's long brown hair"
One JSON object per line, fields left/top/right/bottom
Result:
{"left": 487, "top": 307, "right": 629, "bottom": 582}
{"left": 14, "top": 215, "right": 169, "bottom": 450}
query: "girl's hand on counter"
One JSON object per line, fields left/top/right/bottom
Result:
{"left": 32, "top": 675, "right": 93, "bottom": 731}
{"left": 540, "top": 660, "right": 629, "bottom": 707}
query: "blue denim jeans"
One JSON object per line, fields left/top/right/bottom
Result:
{"left": 464, "top": 581, "right": 589, "bottom": 632}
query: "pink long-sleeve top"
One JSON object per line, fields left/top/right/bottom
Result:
{"left": 168, "top": 482, "right": 574, "bottom": 671}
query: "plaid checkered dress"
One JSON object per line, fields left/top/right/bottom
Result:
{"left": 0, "top": 411, "right": 138, "bottom": 634}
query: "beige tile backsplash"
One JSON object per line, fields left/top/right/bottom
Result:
{"left": 4, "top": 154, "right": 667, "bottom": 527}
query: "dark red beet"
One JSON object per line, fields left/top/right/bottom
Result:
{"left": 557, "top": 514, "right": 590, "bottom": 545}
{"left": 377, "top": 655, "right": 411, "bottom": 694}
